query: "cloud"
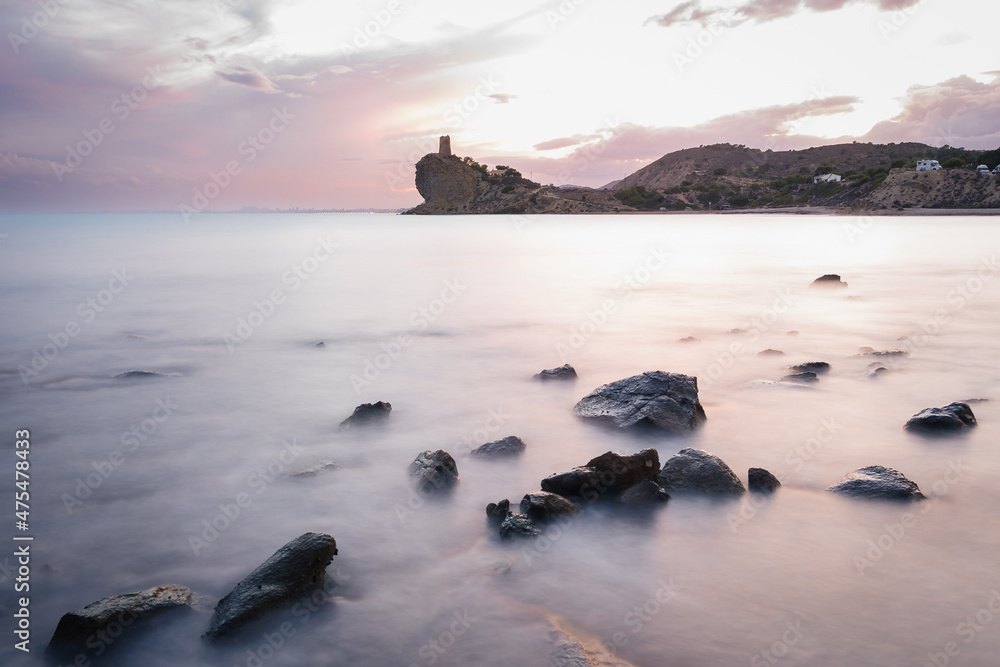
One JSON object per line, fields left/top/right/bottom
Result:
{"left": 864, "top": 73, "right": 1000, "bottom": 149}
{"left": 649, "top": 0, "right": 921, "bottom": 27}
{"left": 533, "top": 134, "right": 603, "bottom": 151}
{"left": 216, "top": 66, "right": 279, "bottom": 92}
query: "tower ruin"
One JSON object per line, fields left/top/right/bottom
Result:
{"left": 439, "top": 135, "right": 452, "bottom": 156}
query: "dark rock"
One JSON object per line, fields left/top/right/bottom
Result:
{"left": 904, "top": 402, "right": 977, "bottom": 435}
{"left": 790, "top": 362, "right": 830, "bottom": 374}
{"left": 758, "top": 349, "right": 785, "bottom": 356}
{"left": 616, "top": 480, "right": 670, "bottom": 505}
{"left": 863, "top": 364, "right": 889, "bottom": 379}
{"left": 520, "top": 492, "right": 579, "bottom": 521}
{"left": 470, "top": 436, "right": 526, "bottom": 459}
{"left": 782, "top": 372, "right": 818, "bottom": 383}
{"left": 811, "top": 274, "right": 848, "bottom": 288}
{"left": 314, "top": 341, "right": 325, "bottom": 347}
{"left": 658, "top": 448, "right": 745, "bottom": 496}
{"left": 498, "top": 513, "right": 541, "bottom": 539}
{"left": 859, "top": 348, "right": 908, "bottom": 358}
{"left": 205, "top": 532, "right": 338, "bottom": 640}
{"left": 486, "top": 499, "right": 511, "bottom": 526}
{"left": 46, "top": 585, "right": 198, "bottom": 661}
{"left": 748, "top": 468, "right": 781, "bottom": 493}
{"left": 541, "top": 449, "right": 660, "bottom": 501}
{"left": 289, "top": 461, "right": 342, "bottom": 478}
{"left": 408, "top": 450, "right": 459, "bottom": 495}
{"left": 338, "top": 401, "right": 391, "bottom": 429}
{"left": 573, "top": 371, "right": 706, "bottom": 435}
{"left": 828, "top": 466, "right": 925, "bottom": 501}
{"left": 534, "top": 364, "right": 578, "bottom": 381}
{"left": 678, "top": 336, "right": 700, "bottom": 343}
{"left": 113, "top": 370, "right": 166, "bottom": 379}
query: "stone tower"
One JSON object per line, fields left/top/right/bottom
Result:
{"left": 439, "top": 135, "right": 452, "bottom": 156}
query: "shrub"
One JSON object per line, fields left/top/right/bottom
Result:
{"left": 613, "top": 185, "right": 665, "bottom": 210}
{"left": 713, "top": 167, "right": 728, "bottom": 176}
{"left": 502, "top": 185, "right": 515, "bottom": 194}
{"left": 943, "top": 157, "right": 965, "bottom": 169}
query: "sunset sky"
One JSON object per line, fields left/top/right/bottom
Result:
{"left": 1, "top": 0, "right": 998, "bottom": 212}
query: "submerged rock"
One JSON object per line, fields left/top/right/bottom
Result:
{"left": 904, "top": 402, "right": 977, "bottom": 435}
{"left": 541, "top": 449, "right": 660, "bottom": 501}
{"left": 827, "top": 466, "right": 925, "bottom": 501}
{"left": 863, "top": 364, "right": 890, "bottom": 379}
{"left": 498, "top": 513, "right": 542, "bottom": 540}
{"left": 782, "top": 371, "right": 818, "bottom": 383}
{"left": 205, "top": 532, "right": 338, "bottom": 640}
{"left": 534, "top": 364, "right": 578, "bottom": 381}
{"left": 616, "top": 480, "right": 670, "bottom": 505}
{"left": 678, "top": 336, "right": 700, "bottom": 343}
{"left": 470, "top": 435, "right": 526, "bottom": 459}
{"left": 859, "top": 348, "right": 908, "bottom": 358}
{"left": 758, "top": 349, "right": 785, "bottom": 356}
{"left": 810, "top": 274, "right": 848, "bottom": 288}
{"left": 789, "top": 362, "right": 830, "bottom": 374}
{"left": 46, "top": 585, "right": 199, "bottom": 661}
{"left": 658, "top": 448, "right": 746, "bottom": 496}
{"left": 741, "top": 380, "right": 814, "bottom": 390}
{"left": 338, "top": 401, "right": 391, "bottom": 429}
{"left": 408, "top": 450, "right": 459, "bottom": 495}
{"left": 113, "top": 370, "right": 167, "bottom": 379}
{"left": 520, "top": 492, "right": 579, "bottom": 522}
{"left": 573, "top": 371, "right": 706, "bottom": 434}
{"left": 289, "top": 461, "right": 342, "bottom": 478}
{"left": 748, "top": 468, "right": 781, "bottom": 493}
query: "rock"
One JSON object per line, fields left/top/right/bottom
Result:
{"left": 46, "top": 585, "right": 198, "bottom": 661}
{"left": 289, "top": 461, "right": 341, "bottom": 478}
{"left": 741, "top": 380, "right": 814, "bottom": 390}
{"left": 520, "top": 492, "right": 579, "bottom": 521}
{"left": 549, "top": 619, "right": 638, "bottom": 667}
{"left": 859, "top": 348, "right": 908, "bottom": 358}
{"left": 408, "top": 450, "right": 459, "bottom": 495}
{"left": 573, "top": 371, "right": 706, "bottom": 435}
{"left": 658, "top": 449, "right": 746, "bottom": 496}
{"left": 338, "top": 401, "right": 391, "bottom": 429}
{"left": 113, "top": 370, "right": 167, "bottom": 379}
{"left": 810, "top": 274, "right": 848, "bottom": 288}
{"left": 486, "top": 499, "right": 511, "bottom": 526}
{"left": 470, "top": 435, "right": 526, "bottom": 459}
{"left": 748, "top": 468, "right": 781, "bottom": 493}
{"left": 678, "top": 336, "right": 700, "bottom": 343}
{"left": 314, "top": 341, "right": 325, "bottom": 347}
{"left": 904, "top": 402, "right": 977, "bottom": 435}
{"left": 758, "top": 349, "right": 785, "bottom": 356}
{"left": 827, "top": 465, "right": 925, "bottom": 501}
{"left": 616, "top": 480, "right": 670, "bottom": 505}
{"left": 786, "top": 330, "right": 800, "bottom": 336}
{"left": 205, "top": 532, "right": 338, "bottom": 640}
{"left": 782, "top": 372, "right": 818, "bottom": 383}
{"left": 863, "top": 364, "right": 889, "bottom": 379}
{"left": 789, "top": 362, "right": 830, "bottom": 374}
{"left": 534, "top": 364, "right": 578, "bottom": 381}
{"left": 728, "top": 328, "right": 748, "bottom": 334}
{"left": 498, "top": 513, "right": 541, "bottom": 539}
{"left": 541, "top": 449, "right": 660, "bottom": 501}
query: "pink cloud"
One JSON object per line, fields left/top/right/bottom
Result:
{"left": 649, "top": 0, "right": 922, "bottom": 27}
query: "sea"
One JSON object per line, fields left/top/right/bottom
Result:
{"left": 1, "top": 212, "right": 999, "bottom": 666}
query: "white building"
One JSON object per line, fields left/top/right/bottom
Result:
{"left": 813, "top": 173, "right": 842, "bottom": 184}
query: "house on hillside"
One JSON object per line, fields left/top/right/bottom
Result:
{"left": 813, "top": 173, "right": 842, "bottom": 184}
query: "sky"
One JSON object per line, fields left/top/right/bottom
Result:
{"left": 1, "top": 0, "right": 999, "bottom": 212}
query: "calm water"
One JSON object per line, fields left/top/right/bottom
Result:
{"left": 1, "top": 213, "right": 999, "bottom": 666}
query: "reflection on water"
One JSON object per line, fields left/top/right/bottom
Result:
{"left": 1, "top": 213, "right": 999, "bottom": 666}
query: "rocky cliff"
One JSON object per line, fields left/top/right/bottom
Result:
{"left": 862, "top": 168, "right": 1000, "bottom": 209}
{"left": 404, "top": 153, "right": 631, "bottom": 215}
